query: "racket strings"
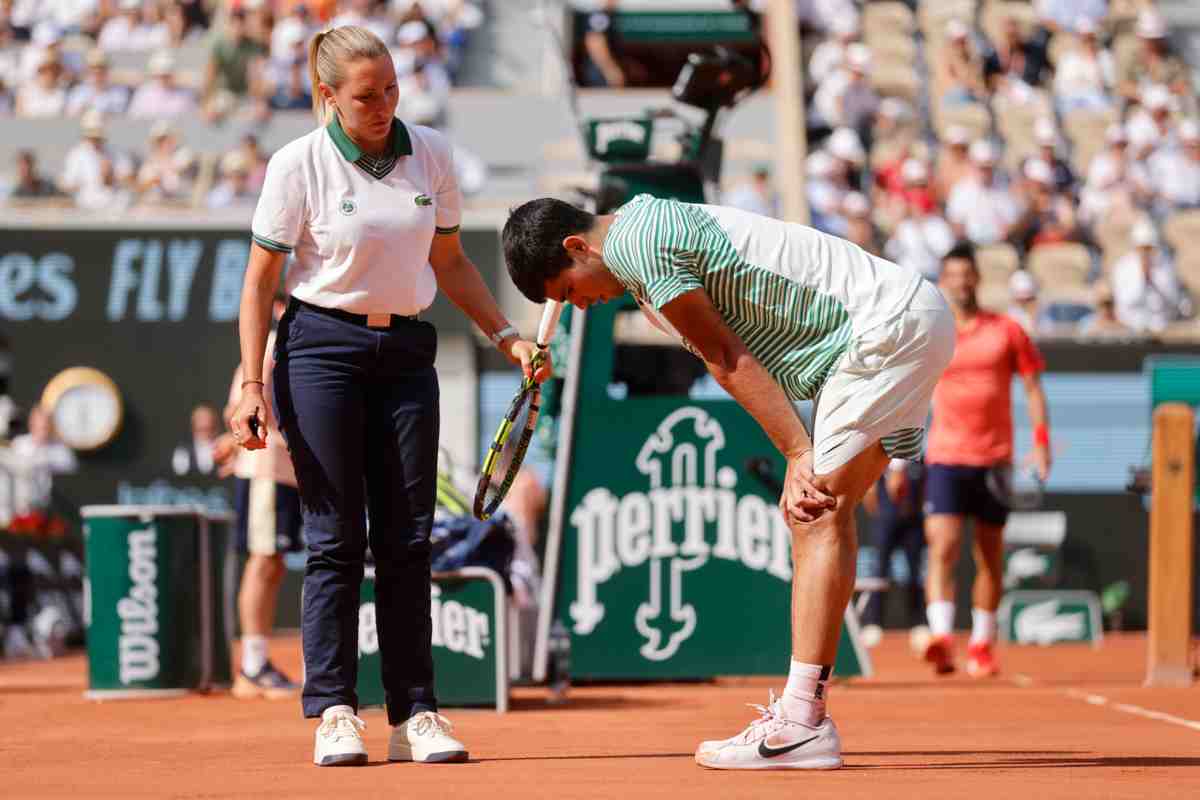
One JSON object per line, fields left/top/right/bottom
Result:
{"left": 475, "top": 385, "right": 541, "bottom": 520}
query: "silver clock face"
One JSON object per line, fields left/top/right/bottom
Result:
{"left": 53, "top": 383, "right": 121, "bottom": 450}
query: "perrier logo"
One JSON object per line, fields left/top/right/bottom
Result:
{"left": 569, "top": 407, "right": 793, "bottom": 662}
{"left": 415, "top": 194, "right": 433, "bottom": 207}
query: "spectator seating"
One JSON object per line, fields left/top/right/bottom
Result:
{"left": 976, "top": 242, "right": 1021, "bottom": 308}
{"left": 934, "top": 102, "right": 991, "bottom": 143}
{"left": 1028, "top": 242, "right": 1093, "bottom": 298}
{"left": 862, "top": 3, "right": 916, "bottom": 38}
{"left": 1064, "top": 108, "right": 1120, "bottom": 174}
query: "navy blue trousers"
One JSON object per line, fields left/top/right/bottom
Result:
{"left": 273, "top": 300, "right": 440, "bottom": 725}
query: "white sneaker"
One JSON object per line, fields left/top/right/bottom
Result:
{"left": 313, "top": 706, "right": 368, "bottom": 767}
{"left": 388, "top": 711, "right": 469, "bottom": 763}
{"left": 695, "top": 691, "right": 842, "bottom": 770}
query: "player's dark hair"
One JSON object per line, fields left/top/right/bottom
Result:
{"left": 942, "top": 240, "right": 977, "bottom": 272}
{"left": 503, "top": 198, "right": 597, "bottom": 303}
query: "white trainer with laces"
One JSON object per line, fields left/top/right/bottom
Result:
{"left": 388, "top": 711, "right": 469, "bottom": 763}
{"left": 313, "top": 706, "right": 368, "bottom": 767}
{"left": 695, "top": 691, "right": 842, "bottom": 770}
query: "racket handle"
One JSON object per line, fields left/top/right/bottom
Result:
{"left": 536, "top": 301, "right": 563, "bottom": 348}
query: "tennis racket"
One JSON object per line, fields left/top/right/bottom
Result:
{"left": 985, "top": 463, "right": 1045, "bottom": 511}
{"left": 473, "top": 302, "right": 563, "bottom": 520}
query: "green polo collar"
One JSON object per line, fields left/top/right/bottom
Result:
{"left": 326, "top": 116, "right": 412, "bottom": 162}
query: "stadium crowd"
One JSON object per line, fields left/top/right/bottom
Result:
{"left": 720, "top": 0, "right": 1199, "bottom": 339}
{"left": 0, "top": 1, "right": 481, "bottom": 205}
{"left": 2, "top": 1, "right": 1199, "bottom": 340}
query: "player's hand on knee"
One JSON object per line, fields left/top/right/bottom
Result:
{"left": 782, "top": 449, "right": 837, "bottom": 524}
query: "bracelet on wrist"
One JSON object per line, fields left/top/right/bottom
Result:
{"left": 490, "top": 324, "right": 520, "bottom": 346}
{"left": 241, "top": 379, "right": 265, "bottom": 389}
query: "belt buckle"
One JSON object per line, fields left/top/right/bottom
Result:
{"left": 366, "top": 313, "right": 391, "bottom": 328}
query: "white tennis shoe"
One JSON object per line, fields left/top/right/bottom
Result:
{"left": 388, "top": 711, "right": 469, "bottom": 763}
{"left": 313, "top": 706, "right": 368, "bottom": 767}
{"left": 695, "top": 691, "right": 842, "bottom": 770}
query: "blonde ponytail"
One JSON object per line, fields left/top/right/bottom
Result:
{"left": 308, "top": 30, "right": 329, "bottom": 124}
{"left": 307, "top": 26, "right": 391, "bottom": 126}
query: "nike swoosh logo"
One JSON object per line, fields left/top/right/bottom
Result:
{"left": 757, "top": 734, "right": 819, "bottom": 759}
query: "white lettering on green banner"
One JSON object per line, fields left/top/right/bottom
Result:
{"left": 117, "top": 527, "right": 159, "bottom": 684}
{"left": 431, "top": 584, "right": 490, "bottom": 660}
{"left": 360, "top": 587, "right": 491, "bottom": 661}
{"left": 570, "top": 407, "right": 791, "bottom": 662}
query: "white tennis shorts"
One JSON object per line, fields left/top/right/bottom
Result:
{"left": 811, "top": 279, "right": 955, "bottom": 475}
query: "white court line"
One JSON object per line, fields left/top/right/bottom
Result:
{"left": 1012, "top": 675, "right": 1200, "bottom": 733}
{"left": 1064, "top": 688, "right": 1200, "bottom": 733}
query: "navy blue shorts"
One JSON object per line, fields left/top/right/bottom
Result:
{"left": 234, "top": 476, "right": 304, "bottom": 556}
{"left": 922, "top": 464, "right": 1009, "bottom": 527}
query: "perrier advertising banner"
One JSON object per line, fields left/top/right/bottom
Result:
{"left": 358, "top": 567, "right": 508, "bottom": 711}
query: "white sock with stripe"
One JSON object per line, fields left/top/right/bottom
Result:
{"left": 780, "top": 660, "right": 831, "bottom": 727}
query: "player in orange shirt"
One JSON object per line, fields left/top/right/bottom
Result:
{"left": 922, "top": 243, "right": 1052, "bottom": 677}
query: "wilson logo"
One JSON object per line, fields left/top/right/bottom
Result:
{"left": 118, "top": 528, "right": 160, "bottom": 684}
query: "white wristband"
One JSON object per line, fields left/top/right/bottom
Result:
{"left": 490, "top": 325, "right": 519, "bottom": 346}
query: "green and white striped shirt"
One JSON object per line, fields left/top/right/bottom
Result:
{"left": 602, "top": 194, "right": 924, "bottom": 401}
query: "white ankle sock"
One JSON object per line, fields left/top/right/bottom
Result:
{"left": 926, "top": 601, "right": 955, "bottom": 637}
{"left": 970, "top": 608, "right": 997, "bottom": 644}
{"left": 241, "top": 635, "right": 268, "bottom": 676}
{"left": 780, "top": 660, "right": 830, "bottom": 727}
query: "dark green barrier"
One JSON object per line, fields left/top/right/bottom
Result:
{"left": 1145, "top": 356, "right": 1200, "bottom": 505}
{"left": 574, "top": 10, "right": 756, "bottom": 44}
{"left": 535, "top": 303, "right": 869, "bottom": 681}
{"left": 82, "top": 505, "right": 229, "bottom": 698}
{"left": 358, "top": 567, "right": 508, "bottom": 711}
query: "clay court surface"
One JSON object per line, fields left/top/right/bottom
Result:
{"left": 2, "top": 633, "right": 1198, "bottom": 798}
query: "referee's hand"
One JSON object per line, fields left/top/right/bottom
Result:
{"left": 230, "top": 387, "right": 269, "bottom": 451}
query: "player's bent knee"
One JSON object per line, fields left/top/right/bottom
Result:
{"left": 788, "top": 504, "right": 856, "bottom": 539}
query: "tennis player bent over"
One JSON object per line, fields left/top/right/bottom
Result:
{"left": 503, "top": 194, "right": 954, "bottom": 770}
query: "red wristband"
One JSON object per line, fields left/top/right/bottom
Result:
{"left": 1034, "top": 424, "right": 1050, "bottom": 448}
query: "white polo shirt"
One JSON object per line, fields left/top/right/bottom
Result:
{"left": 251, "top": 117, "right": 461, "bottom": 315}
